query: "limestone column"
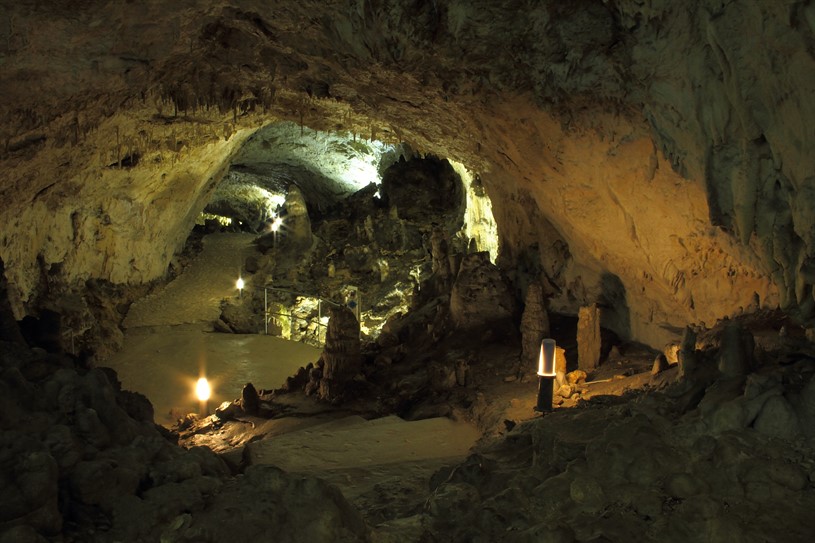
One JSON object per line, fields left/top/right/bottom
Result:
{"left": 430, "top": 227, "right": 451, "bottom": 278}
{"left": 678, "top": 326, "right": 697, "bottom": 378}
{"left": 282, "top": 185, "right": 312, "bottom": 250}
{"left": 520, "top": 282, "right": 550, "bottom": 375}
{"left": 318, "top": 305, "right": 361, "bottom": 402}
{"left": 0, "top": 258, "right": 25, "bottom": 344}
{"left": 577, "top": 304, "right": 601, "bottom": 372}
{"left": 718, "top": 322, "right": 754, "bottom": 377}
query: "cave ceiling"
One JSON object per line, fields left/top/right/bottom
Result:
{"left": 2, "top": 0, "right": 815, "bottom": 347}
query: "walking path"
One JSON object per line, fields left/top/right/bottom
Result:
{"left": 124, "top": 233, "right": 255, "bottom": 328}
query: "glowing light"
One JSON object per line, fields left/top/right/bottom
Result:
{"left": 236, "top": 277, "right": 245, "bottom": 290}
{"left": 271, "top": 217, "right": 283, "bottom": 232}
{"left": 195, "top": 377, "right": 211, "bottom": 402}
{"left": 538, "top": 338, "right": 557, "bottom": 377}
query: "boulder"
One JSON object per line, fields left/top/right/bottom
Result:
{"left": 754, "top": 395, "right": 801, "bottom": 440}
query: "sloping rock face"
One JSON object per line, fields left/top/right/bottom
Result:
{"left": 1, "top": 1, "right": 813, "bottom": 346}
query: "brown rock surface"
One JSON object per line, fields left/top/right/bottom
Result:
{"left": 577, "top": 304, "right": 601, "bottom": 372}
{"left": 2, "top": 0, "right": 808, "bottom": 349}
{"left": 520, "top": 282, "right": 550, "bottom": 375}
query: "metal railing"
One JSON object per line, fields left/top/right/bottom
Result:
{"left": 262, "top": 286, "right": 341, "bottom": 345}
{"left": 262, "top": 285, "right": 362, "bottom": 343}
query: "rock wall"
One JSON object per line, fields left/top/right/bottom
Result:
{"left": 0, "top": 0, "right": 813, "bottom": 347}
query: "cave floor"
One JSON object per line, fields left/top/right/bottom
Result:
{"left": 104, "top": 232, "right": 682, "bottom": 537}
{"left": 106, "top": 232, "right": 321, "bottom": 424}
{"left": 105, "top": 325, "right": 321, "bottom": 425}
{"left": 124, "top": 232, "right": 256, "bottom": 328}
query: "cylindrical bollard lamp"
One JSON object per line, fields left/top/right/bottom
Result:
{"left": 196, "top": 377, "right": 211, "bottom": 416}
{"left": 535, "top": 338, "right": 556, "bottom": 413}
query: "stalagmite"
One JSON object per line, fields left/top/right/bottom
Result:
{"left": 577, "top": 304, "right": 601, "bottom": 372}
{"left": 519, "top": 282, "right": 549, "bottom": 375}
{"left": 282, "top": 185, "right": 312, "bottom": 250}
{"left": 678, "top": 326, "right": 698, "bottom": 378}
{"left": 430, "top": 226, "right": 452, "bottom": 288}
{"left": 318, "top": 305, "right": 361, "bottom": 402}
{"left": 718, "top": 321, "right": 755, "bottom": 378}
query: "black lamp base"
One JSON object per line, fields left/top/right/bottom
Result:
{"left": 534, "top": 375, "right": 554, "bottom": 413}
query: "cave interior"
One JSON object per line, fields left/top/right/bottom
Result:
{"left": 2, "top": 1, "right": 815, "bottom": 542}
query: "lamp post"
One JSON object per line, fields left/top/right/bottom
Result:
{"left": 535, "top": 338, "right": 556, "bottom": 413}
{"left": 196, "top": 377, "right": 211, "bottom": 416}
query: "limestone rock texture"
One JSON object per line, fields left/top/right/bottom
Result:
{"left": 577, "top": 304, "right": 602, "bottom": 371}
{"left": 319, "top": 305, "right": 361, "bottom": 401}
{"left": 3, "top": 0, "right": 815, "bottom": 346}
{"left": 450, "top": 252, "right": 517, "bottom": 330}
{"left": 520, "top": 282, "right": 549, "bottom": 374}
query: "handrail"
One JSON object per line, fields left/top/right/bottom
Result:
{"left": 263, "top": 285, "right": 342, "bottom": 307}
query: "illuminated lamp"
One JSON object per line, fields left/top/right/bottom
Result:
{"left": 535, "top": 338, "right": 556, "bottom": 413}
{"left": 196, "top": 377, "right": 211, "bottom": 416}
{"left": 236, "top": 277, "right": 245, "bottom": 298}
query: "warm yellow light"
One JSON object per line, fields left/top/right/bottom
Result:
{"left": 195, "top": 377, "right": 211, "bottom": 401}
{"left": 271, "top": 217, "right": 283, "bottom": 232}
{"left": 538, "top": 338, "right": 556, "bottom": 377}
{"left": 236, "top": 277, "right": 245, "bottom": 290}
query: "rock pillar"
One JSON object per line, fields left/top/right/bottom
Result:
{"left": 318, "top": 306, "right": 361, "bottom": 402}
{"left": 577, "top": 304, "right": 601, "bottom": 371}
{"left": 678, "top": 326, "right": 698, "bottom": 378}
{"left": 282, "top": 185, "right": 312, "bottom": 250}
{"left": 718, "top": 322, "right": 755, "bottom": 377}
{"left": 520, "top": 282, "right": 550, "bottom": 375}
{"left": 430, "top": 227, "right": 450, "bottom": 282}
{"left": 0, "top": 258, "right": 25, "bottom": 344}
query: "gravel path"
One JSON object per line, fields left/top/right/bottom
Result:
{"left": 124, "top": 233, "right": 256, "bottom": 328}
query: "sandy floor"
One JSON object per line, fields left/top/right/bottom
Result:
{"left": 124, "top": 233, "right": 256, "bottom": 328}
